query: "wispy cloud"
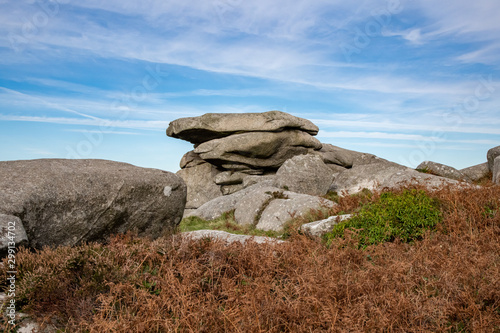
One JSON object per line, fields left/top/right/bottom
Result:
{"left": 64, "top": 129, "right": 144, "bottom": 135}
{"left": 23, "top": 148, "right": 56, "bottom": 156}
{"left": 0, "top": 0, "right": 498, "bottom": 170}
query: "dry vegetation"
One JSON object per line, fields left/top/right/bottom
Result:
{"left": 1, "top": 183, "right": 499, "bottom": 332}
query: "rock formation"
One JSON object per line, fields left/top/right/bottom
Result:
{"left": 167, "top": 111, "right": 325, "bottom": 210}
{"left": 168, "top": 111, "right": 497, "bottom": 234}
{"left": 416, "top": 161, "right": 472, "bottom": 182}
{"left": 0, "top": 159, "right": 186, "bottom": 250}
{"left": 332, "top": 162, "right": 461, "bottom": 195}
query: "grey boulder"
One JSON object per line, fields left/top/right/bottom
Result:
{"left": 256, "top": 192, "right": 335, "bottom": 232}
{"left": 300, "top": 214, "right": 352, "bottom": 238}
{"left": 176, "top": 162, "right": 222, "bottom": 210}
{"left": 0, "top": 159, "right": 186, "bottom": 249}
{"left": 318, "top": 144, "right": 383, "bottom": 168}
{"left": 0, "top": 214, "right": 28, "bottom": 256}
{"left": 167, "top": 110, "right": 319, "bottom": 144}
{"left": 332, "top": 162, "right": 460, "bottom": 195}
{"left": 460, "top": 162, "right": 490, "bottom": 183}
{"left": 416, "top": 161, "right": 471, "bottom": 182}
{"left": 487, "top": 146, "right": 500, "bottom": 172}
{"left": 275, "top": 154, "right": 334, "bottom": 196}
{"left": 194, "top": 130, "right": 322, "bottom": 169}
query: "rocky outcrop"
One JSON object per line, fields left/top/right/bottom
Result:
{"left": 0, "top": 159, "right": 186, "bottom": 249}
{"left": 460, "top": 162, "right": 490, "bottom": 183}
{"left": 487, "top": 146, "right": 500, "bottom": 172}
{"left": 416, "top": 161, "right": 471, "bottom": 182}
{"left": 332, "top": 162, "right": 460, "bottom": 195}
{"left": 187, "top": 183, "right": 335, "bottom": 233}
{"left": 275, "top": 154, "right": 334, "bottom": 196}
{"left": 168, "top": 111, "right": 325, "bottom": 211}
{"left": 300, "top": 214, "right": 352, "bottom": 238}
{"left": 167, "top": 110, "right": 319, "bottom": 144}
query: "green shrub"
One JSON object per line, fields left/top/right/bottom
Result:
{"left": 324, "top": 189, "right": 441, "bottom": 248}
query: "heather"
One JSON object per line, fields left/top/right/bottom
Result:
{"left": 1, "top": 184, "right": 499, "bottom": 332}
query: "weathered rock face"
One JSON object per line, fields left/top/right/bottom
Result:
{"left": 332, "top": 162, "right": 460, "bottom": 195}
{"left": 234, "top": 186, "right": 278, "bottom": 226}
{"left": 275, "top": 154, "right": 334, "bottom": 196}
{"left": 187, "top": 183, "right": 335, "bottom": 233}
{"left": 256, "top": 191, "right": 334, "bottom": 232}
{"left": 494, "top": 156, "right": 500, "bottom": 185}
{"left": 487, "top": 146, "right": 500, "bottom": 172}
{"left": 168, "top": 111, "right": 326, "bottom": 212}
{"left": 317, "top": 144, "right": 383, "bottom": 168}
{"left": 460, "top": 162, "right": 490, "bottom": 183}
{"left": 167, "top": 110, "right": 319, "bottom": 144}
{"left": 194, "top": 130, "right": 322, "bottom": 169}
{"left": 0, "top": 159, "right": 186, "bottom": 249}
{"left": 0, "top": 214, "right": 28, "bottom": 256}
{"left": 176, "top": 162, "right": 222, "bottom": 210}
{"left": 416, "top": 161, "right": 471, "bottom": 182}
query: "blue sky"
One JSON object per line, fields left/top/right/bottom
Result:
{"left": 1, "top": 0, "right": 499, "bottom": 172}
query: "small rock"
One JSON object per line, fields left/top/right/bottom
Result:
{"left": 0, "top": 214, "right": 28, "bottom": 256}
{"left": 300, "top": 214, "right": 352, "bottom": 237}
{"left": 215, "top": 171, "right": 245, "bottom": 185}
{"left": 181, "top": 230, "right": 284, "bottom": 245}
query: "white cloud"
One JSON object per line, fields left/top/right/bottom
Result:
{"left": 64, "top": 129, "right": 143, "bottom": 135}
{"left": 23, "top": 147, "right": 56, "bottom": 156}
{"left": 312, "top": 118, "right": 500, "bottom": 135}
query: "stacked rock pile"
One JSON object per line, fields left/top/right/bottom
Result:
{"left": 167, "top": 111, "right": 320, "bottom": 211}
{"left": 167, "top": 110, "right": 384, "bottom": 214}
